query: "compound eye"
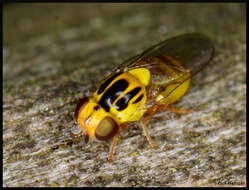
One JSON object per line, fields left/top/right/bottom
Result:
{"left": 75, "top": 97, "right": 89, "bottom": 122}
{"left": 95, "top": 117, "right": 119, "bottom": 141}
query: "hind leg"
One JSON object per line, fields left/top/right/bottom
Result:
{"left": 140, "top": 103, "right": 193, "bottom": 149}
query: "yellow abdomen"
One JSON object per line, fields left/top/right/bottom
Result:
{"left": 156, "top": 78, "right": 191, "bottom": 105}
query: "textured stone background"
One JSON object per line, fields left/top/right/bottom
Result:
{"left": 3, "top": 3, "right": 246, "bottom": 187}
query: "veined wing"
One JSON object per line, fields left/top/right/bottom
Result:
{"left": 114, "top": 33, "right": 214, "bottom": 78}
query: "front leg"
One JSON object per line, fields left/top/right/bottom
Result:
{"left": 108, "top": 124, "right": 126, "bottom": 162}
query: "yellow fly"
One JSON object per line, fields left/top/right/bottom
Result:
{"left": 72, "top": 33, "right": 214, "bottom": 162}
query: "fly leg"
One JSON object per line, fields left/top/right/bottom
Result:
{"left": 108, "top": 124, "right": 126, "bottom": 162}
{"left": 140, "top": 103, "right": 194, "bottom": 150}
{"left": 140, "top": 106, "right": 159, "bottom": 150}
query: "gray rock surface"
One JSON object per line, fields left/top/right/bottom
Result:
{"left": 3, "top": 3, "right": 246, "bottom": 187}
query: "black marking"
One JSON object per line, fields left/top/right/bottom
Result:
{"left": 94, "top": 105, "right": 100, "bottom": 111}
{"left": 132, "top": 94, "right": 144, "bottom": 104}
{"left": 115, "top": 97, "right": 127, "bottom": 111}
{"left": 127, "top": 87, "right": 141, "bottom": 99}
{"left": 97, "top": 72, "right": 122, "bottom": 95}
{"left": 98, "top": 79, "right": 129, "bottom": 112}
{"left": 116, "top": 87, "right": 142, "bottom": 111}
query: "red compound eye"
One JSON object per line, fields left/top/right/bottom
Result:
{"left": 75, "top": 97, "right": 89, "bottom": 122}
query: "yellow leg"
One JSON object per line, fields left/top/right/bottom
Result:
{"left": 140, "top": 106, "right": 159, "bottom": 149}
{"left": 140, "top": 119, "right": 158, "bottom": 149}
{"left": 108, "top": 124, "right": 126, "bottom": 162}
{"left": 108, "top": 130, "right": 120, "bottom": 163}
{"left": 140, "top": 103, "right": 193, "bottom": 149}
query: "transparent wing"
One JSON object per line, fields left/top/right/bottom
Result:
{"left": 114, "top": 33, "right": 214, "bottom": 77}
{"left": 113, "top": 33, "right": 214, "bottom": 101}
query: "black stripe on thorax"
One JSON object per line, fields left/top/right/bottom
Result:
{"left": 97, "top": 72, "right": 123, "bottom": 95}
{"left": 98, "top": 79, "right": 128, "bottom": 112}
{"left": 132, "top": 94, "right": 144, "bottom": 104}
{"left": 116, "top": 87, "right": 142, "bottom": 111}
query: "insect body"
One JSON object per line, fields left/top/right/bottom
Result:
{"left": 72, "top": 33, "right": 214, "bottom": 162}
